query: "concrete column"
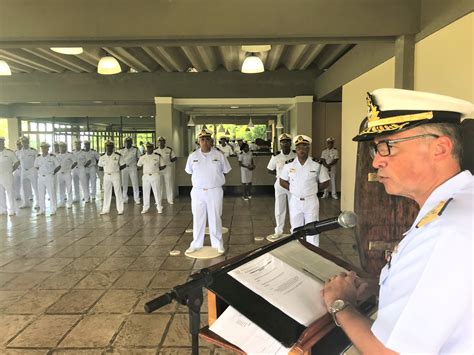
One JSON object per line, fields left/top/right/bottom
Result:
{"left": 395, "top": 35, "right": 415, "bottom": 89}
{"left": 292, "top": 96, "right": 314, "bottom": 137}
{"left": 7, "top": 117, "right": 20, "bottom": 149}
{"left": 154, "top": 97, "right": 174, "bottom": 146}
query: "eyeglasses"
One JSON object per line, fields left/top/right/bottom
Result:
{"left": 369, "top": 134, "right": 439, "bottom": 158}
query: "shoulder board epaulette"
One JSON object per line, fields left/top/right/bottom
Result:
{"left": 274, "top": 151, "right": 280, "bottom": 156}
{"left": 312, "top": 157, "right": 321, "bottom": 163}
{"left": 286, "top": 158, "right": 294, "bottom": 163}
{"left": 167, "top": 146, "right": 172, "bottom": 150}
{"left": 115, "top": 152, "right": 121, "bottom": 156}
{"left": 292, "top": 150, "right": 296, "bottom": 153}
{"left": 416, "top": 198, "right": 453, "bottom": 229}
{"left": 30, "top": 147, "right": 36, "bottom": 150}
{"left": 154, "top": 152, "right": 161, "bottom": 156}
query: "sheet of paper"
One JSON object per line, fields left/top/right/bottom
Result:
{"left": 209, "top": 306, "right": 290, "bottom": 355}
{"left": 228, "top": 251, "right": 327, "bottom": 326}
{"left": 270, "top": 240, "right": 348, "bottom": 282}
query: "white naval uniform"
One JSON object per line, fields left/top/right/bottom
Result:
{"left": 154, "top": 146, "right": 176, "bottom": 204}
{"left": 119, "top": 146, "right": 140, "bottom": 203}
{"left": 72, "top": 149, "right": 90, "bottom": 202}
{"left": 280, "top": 157, "right": 330, "bottom": 246}
{"left": 56, "top": 152, "right": 76, "bottom": 208}
{"left": 137, "top": 152, "right": 165, "bottom": 212}
{"left": 34, "top": 154, "right": 60, "bottom": 214}
{"left": 185, "top": 148, "right": 231, "bottom": 250}
{"left": 13, "top": 149, "right": 21, "bottom": 200}
{"left": 238, "top": 151, "right": 254, "bottom": 183}
{"left": 19, "top": 147, "right": 38, "bottom": 207}
{"left": 320, "top": 147, "right": 339, "bottom": 197}
{"left": 216, "top": 144, "right": 233, "bottom": 158}
{"left": 267, "top": 150, "right": 296, "bottom": 236}
{"left": 98, "top": 152, "right": 124, "bottom": 214}
{"left": 372, "top": 171, "right": 473, "bottom": 354}
{"left": 0, "top": 149, "right": 19, "bottom": 215}
{"left": 84, "top": 149, "right": 100, "bottom": 199}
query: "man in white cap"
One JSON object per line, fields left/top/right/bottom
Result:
{"left": 98, "top": 140, "right": 125, "bottom": 215}
{"left": 320, "top": 137, "right": 339, "bottom": 199}
{"left": 18, "top": 136, "right": 39, "bottom": 209}
{"left": 154, "top": 136, "right": 177, "bottom": 205}
{"left": 322, "top": 89, "right": 473, "bottom": 354}
{"left": 266, "top": 133, "right": 296, "bottom": 240}
{"left": 13, "top": 138, "right": 22, "bottom": 201}
{"left": 216, "top": 136, "right": 234, "bottom": 157}
{"left": 185, "top": 128, "right": 231, "bottom": 254}
{"left": 0, "top": 137, "right": 20, "bottom": 216}
{"left": 120, "top": 136, "right": 141, "bottom": 205}
{"left": 280, "top": 134, "right": 330, "bottom": 246}
{"left": 56, "top": 142, "right": 77, "bottom": 208}
{"left": 137, "top": 142, "right": 166, "bottom": 214}
{"left": 34, "top": 142, "right": 61, "bottom": 215}
{"left": 83, "top": 140, "right": 100, "bottom": 200}
{"left": 72, "top": 139, "right": 90, "bottom": 203}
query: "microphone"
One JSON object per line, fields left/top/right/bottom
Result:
{"left": 293, "top": 211, "right": 358, "bottom": 236}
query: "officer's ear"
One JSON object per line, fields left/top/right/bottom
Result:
{"left": 432, "top": 136, "right": 453, "bottom": 161}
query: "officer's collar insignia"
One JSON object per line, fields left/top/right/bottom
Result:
{"left": 416, "top": 198, "right": 453, "bottom": 229}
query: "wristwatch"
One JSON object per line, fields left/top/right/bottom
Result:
{"left": 328, "top": 299, "right": 350, "bottom": 327}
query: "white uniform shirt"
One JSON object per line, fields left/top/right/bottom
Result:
{"left": 137, "top": 153, "right": 164, "bottom": 174}
{"left": 280, "top": 157, "right": 330, "bottom": 198}
{"left": 119, "top": 147, "right": 140, "bottom": 167}
{"left": 154, "top": 146, "right": 176, "bottom": 166}
{"left": 372, "top": 170, "right": 473, "bottom": 354}
{"left": 321, "top": 148, "right": 339, "bottom": 165}
{"left": 98, "top": 152, "right": 124, "bottom": 174}
{"left": 185, "top": 148, "right": 231, "bottom": 189}
{"left": 34, "top": 154, "right": 60, "bottom": 175}
{"left": 57, "top": 152, "right": 76, "bottom": 173}
{"left": 19, "top": 148, "right": 37, "bottom": 170}
{"left": 84, "top": 149, "right": 100, "bottom": 167}
{"left": 0, "top": 149, "right": 18, "bottom": 174}
{"left": 267, "top": 150, "right": 296, "bottom": 179}
{"left": 249, "top": 142, "right": 258, "bottom": 151}
{"left": 72, "top": 150, "right": 88, "bottom": 168}
{"left": 216, "top": 144, "right": 233, "bottom": 158}
{"left": 238, "top": 151, "right": 253, "bottom": 167}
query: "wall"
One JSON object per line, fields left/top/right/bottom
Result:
{"left": 340, "top": 12, "right": 473, "bottom": 211}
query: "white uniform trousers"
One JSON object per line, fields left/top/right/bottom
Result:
{"left": 38, "top": 174, "right": 57, "bottom": 214}
{"left": 121, "top": 166, "right": 140, "bottom": 203}
{"left": 289, "top": 194, "right": 320, "bottom": 246}
{"left": 72, "top": 167, "right": 89, "bottom": 202}
{"left": 142, "top": 173, "right": 161, "bottom": 211}
{"left": 57, "top": 171, "right": 73, "bottom": 208}
{"left": 13, "top": 169, "right": 21, "bottom": 200}
{"left": 274, "top": 182, "right": 291, "bottom": 235}
{"left": 323, "top": 166, "right": 337, "bottom": 197}
{"left": 190, "top": 187, "right": 224, "bottom": 249}
{"left": 21, "top": 168, "right": 38, "bottom": 206}
{"left": 102, "top": 172, "right": 124, "bottom": 214}
{"left": 85, "top": 166, "right": 98, "bottom": 199}
{"left": 158, "top": 167, "right": 174, "bottom": 204}
{"left": 0, "top": 173, "right": 16, "bottom": 214}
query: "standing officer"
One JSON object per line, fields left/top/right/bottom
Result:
{"left": 0, "top": 137, "right": 20, "bottom": 216}
{"left": 280, "top": 135, "right": 330, "bottom": 246}
{"left": 18, "top": 136, "right": 38, "bottom": 209}
{"left": 154, "top": 136, "right": 177, "bottom": 205}
{"left": 83, "top": 140, "right": 100, "bottom": 201}
{"left": 137, "top": 142, "right": 166, "bottom": 214}
{"left": 216, "top": 137, "right": 234, "bottom": 157}
{"left": 56, "top": 142, "right": 77, "bottom": 208}
{"left": 322, "top": 89, "right": 473, "bottom": 354}
{"left": 72, "top": 140, "right": 90, "bottom": 203}
{"left": 321, "top": 137, "right": 339, "bottom": 199}
{"left": 266, "top": 133, "right": 296, "bottom": 240}
{"left": 13, "top": 138, "right": 22, "bottom": 201}
{"left": 98, "top": 140, "right": 125, "bottom": 215}
{"left": 238, "top": 143, "right": 255, "bottom": 200}
{"left": 120, "top": 137, "right": 141, "bottom": 204}
{"left": 34, "top": 142, "right": 61, "bottom": 216}
{"left": 185, "top": 129, "right": 231, "bottom": 254}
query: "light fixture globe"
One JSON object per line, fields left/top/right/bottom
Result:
{"left": 187, "top": 116, "right": 196, "bottom": 127}
{"left": 247, "top": 118, "right": 254, "bottom": 128}
{"left": 0, "top": 60, "right": 12, "bottom": 76}
{"left": 51, "top": 47, "right": 84, "bottom": 55}
{"left": 98, "top": 56, "right": 121, "bottom": 75}
{"left": 241, "top": 54, "right": 264, "bottom": 74}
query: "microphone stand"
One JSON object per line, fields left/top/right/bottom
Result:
{"left": 144, "top": 214, "right": 348, "bottom": 355}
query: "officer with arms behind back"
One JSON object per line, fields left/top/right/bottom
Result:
{"left": 154, "top": 136, "right": 177, "bottom": 205}
{"left": 320, "top": 137, "right": 339, "bottom": 199}
{"left": 34, "top": 142, "right": 61, "bottom": 216}
{"left": 321, "top": 89, "right": 473, "bottom": 355}
{"left": 120, "top": 136, "right": 141, "bottom": 205}
{"left": 56, "top": 142, "right": 77, "bottom": 209}
{"left": 0, "top": 137, "right": 20, "bottom": 216}
{"left": 18, "top": 136, "right": 39, "bottom": 209}
{"left": 83, "top": 140, "right": 100, "bottom": 201}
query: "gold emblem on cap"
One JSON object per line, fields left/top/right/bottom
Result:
{"left": 367, "top": 93, "right": 382, "bottom": 124}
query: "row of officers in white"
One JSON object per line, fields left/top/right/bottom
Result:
{"left": 0, "top": 135, "right": 176, "bottom": 216}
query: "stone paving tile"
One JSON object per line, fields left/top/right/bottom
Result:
{"left": 1, "top": 272, "right": 53, "bottom": 290}
{"left": 34, "top": 258, "right": 75, "bottom": 272}
{"left": 128, "top": 257, "right": 166, "bottom": 271}
{"left": 46, "top": 290, "right": 104, "bottom": 314}
{"left": 149, "top": 271, "right": 190, "bottom": 289}
{"left": 0, "top": 273, "right": 19, "bottom": 288}
{"left": 0, "top": 258, "right": 45, "bottom": 272}
{"left": 0, "top": 291, "right": 27, "bottom": 310}
{"left": 38, "top": 270, "right": 89, "bottom": 290}
{"left": 4, "top": 290, "right": 67, "bottom": 315}
{"left": 92, "top": 289, "right": 142, "bottom": 314}
{"left": 0, "top": 315, "right": 35, "bottom": 346}
{"left": 112, "top": 271, "right": 156, "bottom": 290}
{"left": 162, "top": 313, "right": 208, "bottom": 347}
{"left": 95, "top": 257, "right": 137, "bottom": 271}
{"left": 113, "top": 314, "right": 171, "bottom": 347}
{"left": 74, "top": 271, "right": 123, "bottom": 289}
{"left": 159, "top": 348, "right": 212, "bottom": 355}
{"left": 63, "top": 258, "right": 105, "bottom": 271}
{"left": 160, "top": 257, "right": 195, "bottom": 271}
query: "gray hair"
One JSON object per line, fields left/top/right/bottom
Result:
{"left": 419, "top": 123, "right": 462, "bottom": 162}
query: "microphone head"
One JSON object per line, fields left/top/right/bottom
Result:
{"left": 338, "top": 211, "right": 358, "bottom": 228}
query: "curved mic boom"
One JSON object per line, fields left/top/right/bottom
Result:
{"left": 293, "top": 211, "right": 358, "bottom": 236}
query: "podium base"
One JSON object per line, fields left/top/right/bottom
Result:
{"left": 186, "top": 227, "right": 229, "bottom": 235}
{"left": 266, "top": 233, "right": 291, "bottom": 242}
{"left": 185, "top": 246, "right": 223, "bottom": 259}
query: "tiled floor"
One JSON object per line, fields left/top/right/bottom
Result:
{"left": 0, "top": 194, "right": 360, "bottom": 354}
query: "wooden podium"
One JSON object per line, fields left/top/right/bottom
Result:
{"left": 198, "top": 240, "right": 377, "bottom": 354}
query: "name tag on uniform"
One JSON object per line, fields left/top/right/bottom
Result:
{"left": 212, "top": 159, "right": 219, "bottom": 162}
{"left": 193, "top": 160, "right": 198, "bottom": 162}
{"left": 310, "top": 170, "right": 316, "bottom": 173}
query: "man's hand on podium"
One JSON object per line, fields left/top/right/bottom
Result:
{"left": 321, "top": 271, "right": 368, "bottom": 309}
